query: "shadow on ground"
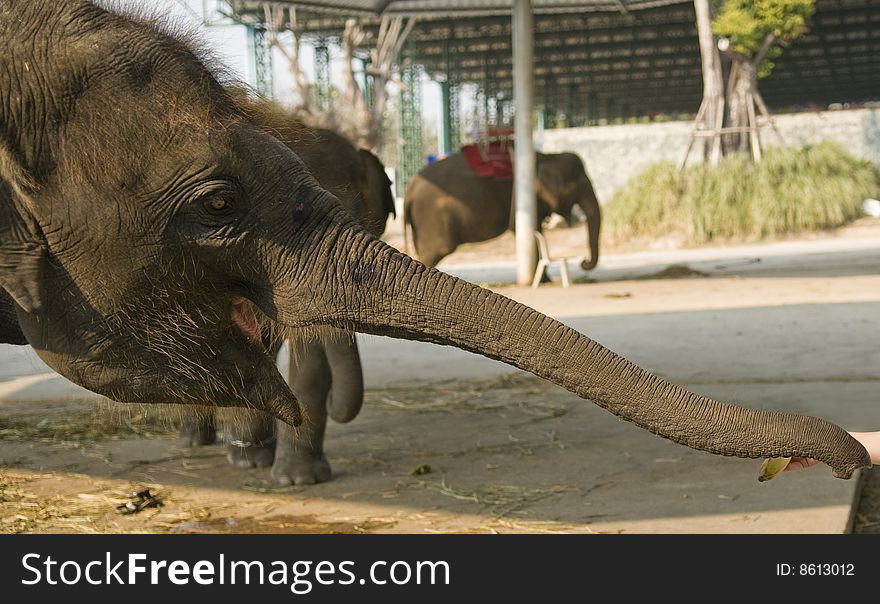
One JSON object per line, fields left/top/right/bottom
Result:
{"left": 448, "top": 243, "right": 880, "bottom": 286}
{"left": 2, "top": 300, "right": 878, "bottom": 534}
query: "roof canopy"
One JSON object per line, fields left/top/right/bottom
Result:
{"left": 229, "top": 0, "right": 687, "bottom": 17}
{"left": 227, "top": 0, "right": 880, "bottom": 120}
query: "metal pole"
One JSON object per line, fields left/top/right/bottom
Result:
{"left": 247, "top": 25, "right": 274, "bottom": 99}
{"left": 513, "top": 0, "right": 536, "bottom": 286}
{"left": 313, "top": 43, "right": 331, "bottom": 111}
{"left": 440, "top": 79, "right": 452, "bottom": 154}
{"left": 397, "top": 40, "right": 423, "bottom": 198}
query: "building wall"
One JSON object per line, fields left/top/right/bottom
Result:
{"left": 540, "top": 108, "right": 880, "bottom": 204}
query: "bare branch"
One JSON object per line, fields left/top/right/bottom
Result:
{"left": 752, "top": 32, "right": 777, "bottom": 68}
{"left": 261, "top": 3, "right": 320, "bottom": 121}
{"left": 256, "top": 7, "right": 416, "bottom": 152}
{"left": 339, "top": 19, "right": 372, "bottom": 145}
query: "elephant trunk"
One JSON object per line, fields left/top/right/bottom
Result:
{"left": 322, "top": 329, "right": 364, "bottom": 423}
{"left": 579, "top": 189, "right": 601, "bottom": 271}
{"left": 272, "top": 209, "right": 870, "bottom": 479}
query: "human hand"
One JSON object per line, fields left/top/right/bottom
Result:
{"left": 783, "top": 432, "right": 878, "bottom": 474}
{"left": 782, "top": 457, "right": 821, "bottom": 473}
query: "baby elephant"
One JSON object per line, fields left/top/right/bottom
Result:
{"left": 180, "top": 98, "right": 395, "bottom": 485}
{"left": 2, "top": 2, "right": 867, "bottom": 492}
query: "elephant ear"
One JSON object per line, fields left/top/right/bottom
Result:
{"left": 0, "top": 179, "right": 49, "bottom": 314}
{"left": 0, "top": 287, "right": 28, "bottom": 345}
{"left": 358, "top": 149, "right": 396, "bottom": 219}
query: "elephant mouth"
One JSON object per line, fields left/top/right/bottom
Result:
{"left": 230, "top": 296, "right": 264, "bottom": 351}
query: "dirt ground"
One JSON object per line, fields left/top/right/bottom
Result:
{"left": 2, "top": 373, "right": 878, "bottom": 534}
{"left": 0, "top": 376, "right": 611, "bottom": 534}
{"left": 2, "top": 218, "right": 879, "bottom": 534}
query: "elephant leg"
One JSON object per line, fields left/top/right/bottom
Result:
{"left": 420, "top": 250, "right": 448, "bottom": 269}
{"left": 179, "top": 409, "right": 216, "bottom": 447}
{"left": 416, "top": 231, "right": 456, "bottom": 268}
{"left": 410, "top": 204, "right": 458, "bottom": 268}
{"left": 222, "top": 329, "right": 281, "bottom": 468}
{"left": 222, "top": 408, "right": 276, "bottom": 468}
{"left": 271, "top": 337, "right": 332, "bottom": 486}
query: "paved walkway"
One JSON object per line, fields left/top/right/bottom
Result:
{"left": 2, "top": 234, "right": 879, "bottom": 532}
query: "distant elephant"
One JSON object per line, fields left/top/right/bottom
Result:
{"left": 180, "top": 97, "right": 395, "bottom": 484}
{"left": 0, "top": 2, "right": 868, "bottom": 493}
{"left": 357, "top": 148, "right": 397, "bottom": 237}
{"left": 404, "top": 151, "right": 601, "bottom": 270}
{"left": 234, "top": 95, "right": 395, "bottom": 239}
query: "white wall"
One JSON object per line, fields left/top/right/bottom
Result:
{"left": 542, "top": 108, "right": 880, "bottom": 204}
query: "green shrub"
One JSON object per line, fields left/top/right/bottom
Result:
{"left": 605, "top": 142, "right": 879, "bottom": 246}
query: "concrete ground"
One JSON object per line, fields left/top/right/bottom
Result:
{"left": 1, "top": 227, "right": 879, "bottom": 533}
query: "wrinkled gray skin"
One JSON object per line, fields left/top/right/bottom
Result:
{"left": 404, "top": 151, "right": 601, "bottom": 270}
{"left": 0, "top": 1, "right": 870, "bottom": 482}
{"left": 181, "top": 111, "right": 396, "bottom": 484}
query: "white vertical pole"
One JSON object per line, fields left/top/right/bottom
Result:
{"left": 513, "top": 0, "right": 537, "bottom": 286}
{"left": 694, "top": 0, "right": 723, "bottom": 165}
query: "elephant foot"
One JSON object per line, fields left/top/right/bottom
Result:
{"left": 225, "top": 437, "right": 275, "bottom": 469}
{"left": 179, "top": 418, "right": 216, "bottom": 447}
{"left": 270, "top": 451, "right": 331, "bottom": 486}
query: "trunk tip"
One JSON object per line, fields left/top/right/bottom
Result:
{"left": 581, "top": 257, "right": 598, "bottom": 271}
{"left": 829, "top": 442, "right": 872, "bottom": 479}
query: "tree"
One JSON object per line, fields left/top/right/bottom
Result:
{"left": 712, "top": 0, "right": 814, "bottom": 156}
{"left": 260, "top": 3, "right": 414, "bottom": 153}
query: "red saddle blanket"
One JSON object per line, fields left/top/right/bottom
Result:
{"left": 462, "top": 142, "right": 514, "bottom": 181}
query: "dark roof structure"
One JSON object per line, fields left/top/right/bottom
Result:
{"left": 229, "top": 0, "right": 687, "bottom": 17}
{"left": 227, "top": 0, "right": 880, "bottom": 120}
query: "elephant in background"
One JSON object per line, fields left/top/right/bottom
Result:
{"left": 404, "top": 151, "right": 601, "bottom": 270}
{"left": 180, "top": 97, "right": 395, "bottom": 484}
{"left": 357, "top": 148, "right": 397, "bottom": 237}
{"left": 0, "top": 1, "right": 868, "bottom": 489}
{"left": 234, "top": 92, "right": 396, "bottom": 239}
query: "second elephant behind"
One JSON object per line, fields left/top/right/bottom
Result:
{"left": 181, "top": 97, "right": 395, "bottom": 485}
{"left": 404, "top": 151, "right": 601, "bottom": 270}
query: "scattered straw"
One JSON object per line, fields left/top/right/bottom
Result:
{"left": 420, "top": 477, "right": 577, "bottom": 518}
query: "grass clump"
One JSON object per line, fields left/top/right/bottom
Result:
{"left": 605, "top": 142, "right": 879, "bottom": 245}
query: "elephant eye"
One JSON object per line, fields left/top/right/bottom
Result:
{"left": 191, "top": 179, "right": 239, "bottom": 223}
{"left": 202, "top": 194, "right": 236, "bottom": 217}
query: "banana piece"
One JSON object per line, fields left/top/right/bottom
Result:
{"left": 758, "top": 457, "right": 792, "bottom": 482}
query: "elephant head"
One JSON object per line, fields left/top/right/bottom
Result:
{"left": 356, "top": 149, "right": 396, "bottom": 238}
{"left": 0, "top": 2, "right": 869, "bottom": 478}
{"left": 536, "top": 152, "right": 601, "bottom": 270}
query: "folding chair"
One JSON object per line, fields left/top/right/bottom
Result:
{"left": 532, "top": 231, "right": 576, "bottom": 288}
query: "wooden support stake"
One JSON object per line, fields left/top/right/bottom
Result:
{"left": 746, "top": 93, "right": 762, "bottom": 162}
